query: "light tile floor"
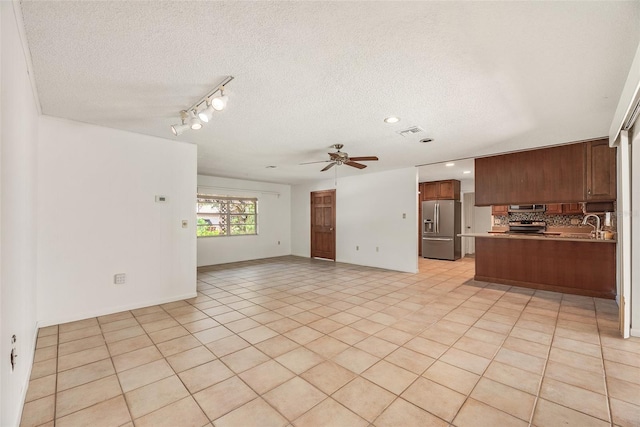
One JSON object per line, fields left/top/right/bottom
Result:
{"left": 21, "top": 256, "right": 640, "bottom": 427}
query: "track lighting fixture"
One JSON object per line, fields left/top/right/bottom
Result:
{"left": 198, "top": 102, "right": 215, "bottom": 123}
{"left": 171, "top": 111, "right": 190, "bottom": 136}
{"left": 170, "top": 76, "right": 234, "bottom": 135}
{"left": 211, "top": 90, "right": 228, "bottom": 111}
{"left": 188, "top": 110, "right": 203, "bottom": 130}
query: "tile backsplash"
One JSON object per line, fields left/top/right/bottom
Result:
{"left": 493, "top": 210, "right": 617, "bottom": 231}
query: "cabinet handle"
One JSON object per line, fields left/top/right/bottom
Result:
{"left": 588, "top": 189, "right": 591, "bottom": 195}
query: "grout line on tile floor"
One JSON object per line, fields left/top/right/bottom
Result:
{"left": 526, "top": 291, "right": 562, "bottom": 427}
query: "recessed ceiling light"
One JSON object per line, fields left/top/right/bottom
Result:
{"left": 265, "top": 165, "right": 277, "bottom": 169}
{"left": 384, "top": 116, "right": 400, "bottom": 124}
{"left": 445, "top": 163, "right": 455, "bottom": 167}
{"left": 463, "top": 170, "right": 471, "bottom": 174}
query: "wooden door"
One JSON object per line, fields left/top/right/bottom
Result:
{"left": 310, "top": 190, "right": 336, "bottom": 260}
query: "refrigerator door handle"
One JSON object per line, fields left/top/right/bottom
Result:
{"left": 422, "top": 237, "right": 453, "bottom": 241}
{"left": 433, "top": 204, "right": 437, "bottom": 233}
{"left": 435, "top": 203, "right": 440, "bottom": 234}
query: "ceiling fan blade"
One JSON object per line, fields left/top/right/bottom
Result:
{"left": 300, "top": 160, "right": 331, "bottom": 165}
{"left": 321, "top": 162, "right": 336, "bottom": 172}
{"left": 345, "top": 161, "right": 367, "bottom": 169}
{"left": 348, "top": 156, "right": 378, "bottom": 162}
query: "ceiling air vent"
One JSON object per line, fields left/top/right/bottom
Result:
{"left": 397, "top": 126, "right": 424, "bottom": 137}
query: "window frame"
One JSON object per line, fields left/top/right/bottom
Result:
{"left": 196, "top": 194, "right": 258, "bottom": 238}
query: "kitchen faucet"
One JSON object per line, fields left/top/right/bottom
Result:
{"left": 582, "top": 214, "right": 601, "bottom": 238}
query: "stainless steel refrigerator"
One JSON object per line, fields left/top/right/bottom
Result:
{"left": 422, "top": 200, "right": 461, "bottom": 260}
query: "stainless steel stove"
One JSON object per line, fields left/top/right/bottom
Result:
{"left": 508, "top": 220, "right": 546, "bottom": 234}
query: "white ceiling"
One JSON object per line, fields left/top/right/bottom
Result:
{"left": 19, "top": 1, "right": 640, "bottom": 184}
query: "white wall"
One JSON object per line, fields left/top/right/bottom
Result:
{"left": 460, "top": 179, "right": 474, "bottom": 194}
{"left": 197, "top": 176, "right": 291, "bottom": 266}
{"left": 1, "top": 3, "right": 39, "bottom": 425}
{"left": 37, "top": 117, "right": 197, "bottom": 326}
{"left": 631, "top": 127, "right": 639, "bottom": 336}
{"left": 292, "top": 168, "right": 418, "bottom": 273}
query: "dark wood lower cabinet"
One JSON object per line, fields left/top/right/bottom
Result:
{"left": 474, "top": 238, "right": 616, "bottom": 299}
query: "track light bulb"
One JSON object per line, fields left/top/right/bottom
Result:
{"left": 198, "top": 103, "right": 215, "bottom": 123}
{"left": 170, "top": 122, "right": 189, "bottom": 136}
{"left": 171, "top": 111, "right": 190, "bottom": 136}
{"left": 211, "top": 94, "right": 228, "bottom": 111}
{"left": 188, "top": 110, "right": 202, "bottom": 130}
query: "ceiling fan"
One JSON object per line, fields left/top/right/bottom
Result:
{"left": 300, "top": 144, "right": 379, "bottom": 172}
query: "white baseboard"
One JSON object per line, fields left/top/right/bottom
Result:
{"left": 37, "top": 292, "right": 197, "bottom": 328}
{"left": 630, "top": 328, "right": 640, "bottom": 338}
{"left": 13, "top": 321, "right": 38, "bottom": 427}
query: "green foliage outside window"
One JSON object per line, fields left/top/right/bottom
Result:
{"left": 197, "top": 195, "right": 257, "bottom": 237}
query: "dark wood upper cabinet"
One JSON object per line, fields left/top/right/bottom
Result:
{"left": 475, "top": 140, "right": 615, "bottom": 206}
{"left": 423, "top": 182, "right": 438, "bottom": 200}
{"left": 421, "top": 179, "right": 460, "bottom": 201}
{"left": 562, "top": 203, "right": 584, "bottom": 215}
{"left": 544, "top": 203, "right": 584, "bottom": 215}
{"left": 545, "top": 204, "right": 563, "bottom": 215}
{"left": 586, "top": 139, "right": 617, "bottom": 201}
{"left": 491, "top": 205, "right": 509, "bottom": 215}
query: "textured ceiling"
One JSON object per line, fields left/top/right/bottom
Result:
{"left": 19, "top": 1, "right": 640, "bottom": 184}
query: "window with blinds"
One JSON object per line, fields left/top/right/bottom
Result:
{"left": 196, "top": 195, "right": 257, "bottom": 237}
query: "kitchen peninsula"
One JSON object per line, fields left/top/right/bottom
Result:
{"left": 468, "top": 138, "right": 617, "bottom": 299}
{"left": 461, "top": 232, "right": 616, "bottom": 298}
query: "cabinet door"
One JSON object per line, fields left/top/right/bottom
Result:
{"left": 437, "top": 181, "right": 453, "bottom": 199}
{"left": 475, "top": 143, "right": 584, "bottom": 205}
{"left": 562, "top": 203, "right": 584, "bottom": 215}
{"left": 491, "top": 205, "right": 508, "bottom": 215}
{"left": 545, "top": 204, "right": 562, "bottom": 214}
{"left": 586, "top": 139, "right": 616, "bottom": 201}
{"left": 423, "top": 182, "right": 437, "bottom": 200}
{"left": 475, "top": 156, "right": 508, "bottom": 205}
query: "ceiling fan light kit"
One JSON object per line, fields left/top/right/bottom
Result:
{"left": 170, "top": 76, "right": 234, "bottom": 135}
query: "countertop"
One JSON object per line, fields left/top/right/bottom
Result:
{"left": 459, "top": 232, "right": 617, "bottom": 243}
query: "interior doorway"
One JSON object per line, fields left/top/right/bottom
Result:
{"left": 462, "top": 192, "right": 491, "bottom": 256}
{"left": 310, "top": 189, "right": 336, "bottom": 260}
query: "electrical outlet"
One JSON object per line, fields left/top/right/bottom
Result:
{"left": 376, "top": 247, "right": 379, "bottom": 252}
{"left": 114, "top": 273, "right": 126, "bottom": 285}
{"left": 278, "top": 241, "right": 280, "bottom": 245}
{"left": 356, "top": 246, "right": 359, "bottom": 251}
{"left": 402, "top": 213, "right": 406, "bottom": 219}
{"left": 181, "top": 220, "right": 188, "bottom": 228}
{"left": 570, "top": 218, "right": 580, "bottom": 225}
